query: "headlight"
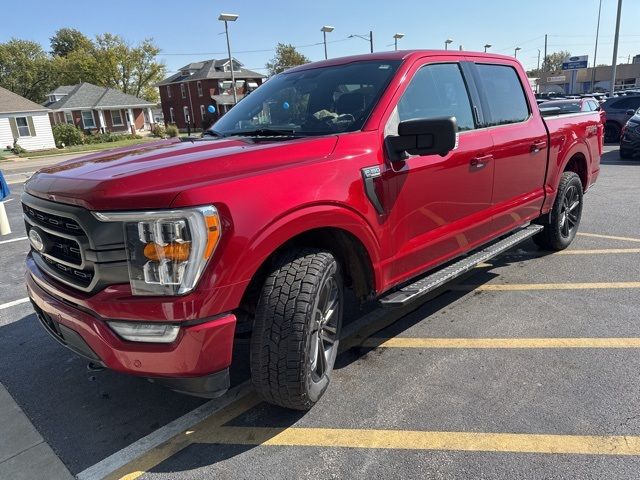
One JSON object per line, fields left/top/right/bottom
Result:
{"left": 94, "top": 206, "right": 221, "bottom": 296}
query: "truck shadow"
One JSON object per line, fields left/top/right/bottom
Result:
{"left": 600, "top": 147, "right": 640, "bottom": 166}
{"left": 0, "top": 240, "right": 550, "bottom": 475}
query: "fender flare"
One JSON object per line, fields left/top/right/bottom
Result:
{"left": 236, "top": 203, "right": 383, "bottom": 292}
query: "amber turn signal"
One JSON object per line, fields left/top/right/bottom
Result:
{"left": 203, "top": 214, "right": 220, "bottom": 259}
{"left": 143, "top": 242, "right": 191, "bottom": 262}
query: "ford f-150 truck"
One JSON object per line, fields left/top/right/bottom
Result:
{"left": 23, "top": 51, "right": 602, "bottom": 410}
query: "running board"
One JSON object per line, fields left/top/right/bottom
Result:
{"left": 379, "top": 224, "right": 544, "bottom": 306}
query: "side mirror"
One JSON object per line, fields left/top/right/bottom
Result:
{"left": 626, "top": 109, "right": 636, "bottom": 116}
{"left": 385, "top": 117, "right": 457, "bottom": 161}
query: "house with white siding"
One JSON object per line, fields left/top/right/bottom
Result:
{"left": 0, "top": 86, "right": 55, "bottom": 151}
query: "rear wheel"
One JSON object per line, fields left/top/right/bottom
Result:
{"left": 533, "top": 171, "right": 583, "bottom": 251}
{"left": 620, "top": 148, "right": 633, "bottom": 159}
{"left": 605, "top": 122, "right": 621, "bottom": 143}
{"left": 250, "top": 248, "right": 343, "bottom": 410}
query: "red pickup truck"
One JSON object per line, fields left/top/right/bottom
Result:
{"left": 23, "top": 51, "right": 602, "bottom": 410}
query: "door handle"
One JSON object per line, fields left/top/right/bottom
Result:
{"left": 470, "top": 154, "right": 492, "bottom": 169}
{"left": 531, "top": 140, "right": 547, "bottom": 153}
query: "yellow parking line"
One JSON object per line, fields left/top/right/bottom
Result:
{"left": 205, "top": 425, "right": 640, "bottom": 456}
{"left": 556, "top": 248, "right": 640, "bottom": 255}
{"left": 362, "top": 337, "right": 640, "bottom": 349}
{"left": 454, "top": 282, "right": 640, "bottom": 291}
{"left": 577, "top": 232, "right": 640, "bottom": 243}
{"left": 105, "top": 393, "right": 260, "bottom": 480}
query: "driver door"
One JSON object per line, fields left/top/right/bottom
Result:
{"left": 380, "top": 60, "right": 496, "bottom": 286}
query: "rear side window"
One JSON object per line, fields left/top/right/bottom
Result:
{"left": 395, "top": 63, "right": 475, "bottom": 131}
{"left": 475, "top": 64, "right": 530, "bottom": 126}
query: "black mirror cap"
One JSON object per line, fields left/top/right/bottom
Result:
{"left": 386, "top": 116, "right": 458, "bottom": 161}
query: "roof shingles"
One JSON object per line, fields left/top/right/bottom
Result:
{"left": 158, "top": 58, "right": 265, "bottom": 86}
{"left": 43, "top": 83, "right": 154, "bottom": 110}
{"left": 0, "top": 86, "right": 49, "bottom": 114}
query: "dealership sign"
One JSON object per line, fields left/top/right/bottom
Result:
{"left": 547, "top": 75, "right": 566, "bottom": 83}
{"left": 562, "top": 55, "right": 588, "bottom": 70}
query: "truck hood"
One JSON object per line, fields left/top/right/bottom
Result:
{"left": 25, "top": 136, "right": 338, "bottom": 210}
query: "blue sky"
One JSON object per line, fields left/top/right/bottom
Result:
{"left": 3, "top": 0, "right": 639, "bottom": 76}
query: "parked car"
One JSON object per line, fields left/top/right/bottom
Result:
{"left": 23, "top": 51, "right": 602, "bottom": 410}
{"left": 620, "top": 107, "right": 640, "bottom": 159}
{"left": 539, "top": 98, "right": 600, "bottom": 114}
{"left": 601, "top": 95, "right": 640, "bottom": 142}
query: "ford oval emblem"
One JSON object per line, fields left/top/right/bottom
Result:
{"left": 29, "top": 229, "right": 45, "bottom": 252}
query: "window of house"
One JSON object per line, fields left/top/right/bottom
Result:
{"left": 181, "top": 84, "right": 186, "bottom": 99}
{"left": 81, "top": 110, "right": 96, "bottom": 129}
{"left": 200, "top": 105, "right": 206, "bottom": 119}
{"left": 169, "top": 107, "right": 175, "bottom": 123}
{"left": 247, "top": 81, "right": 259, "bottom": 92}
{"left": 167, "top": 85, "right": 172, "bottom": 98}
{"left": 183, "top": 106, "right": 190, "bottom": 123}
{"left": 110, "top": 109, "right": 124, "bottom": 126}
{"left": 16, "top": 117, "right": 32, "bottom": 137}
{"left": 475, "top": 64, "right": 530, "bottom": 126}
{"left": 393, "top": 63, "right": 476, "bottom": 132}
{"left": 65, "top": 112, "right": 74, "bottom": 124}
{"left": 197, "top": 81, "right": 203, "bottom": 97}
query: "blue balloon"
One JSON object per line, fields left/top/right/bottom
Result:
{"left": 282, "top": 101, "right": 290, "bottom": 110}
{"left": 207, "top": 105, "right": 216, "bottom": 113}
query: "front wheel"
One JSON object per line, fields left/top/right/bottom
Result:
{"left": 250, "top": 248, "right": 343, "bottom": 410}
{"left": 605, "top": 123, "right": 621, "bottom": 143}
{"left": 533, "top": 171, "right": 583, "bottom": 251}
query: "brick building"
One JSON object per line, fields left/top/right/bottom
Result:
{"left": 158, "top": 58, "right": 265, "bottom": 130}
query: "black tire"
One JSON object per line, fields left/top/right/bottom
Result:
{"left": 620, "top": 148, "right": 633, "bottom": 159}
{"left": 533, "top": 171, "right": 583, "bottom": 251}
{"left": 605, "top": 122, "right": 621, "bottom": 143}
{"left": 250, "top": 248, "right": 343, "bottom": 410}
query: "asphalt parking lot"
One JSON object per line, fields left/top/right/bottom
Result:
{"left": 1, "top": 145, "right": 640, "bottom": 479}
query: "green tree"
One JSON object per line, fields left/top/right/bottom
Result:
{"left": 266, "top": 43, "right": 310, "bottom": 76}
{"left": 541, "top": 51, "right": 572, "bottom": 73}
{"left": 0, "top": 39, "right": 55, "bottom": 102}
{"left": 50, "top": 28, "right": 93, "bottom": 57}
{"left": 92, "top": 34, "right": 165, "bottom": 102}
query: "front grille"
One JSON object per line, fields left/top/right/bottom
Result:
{"left": 43, "top": 256, "right": 94, "bottom": 287}
{"left": 23, "top": 204, "right": 82, "bottom": 235}
{"left": 22, "top": 193, "right": 128, "bottom": 293}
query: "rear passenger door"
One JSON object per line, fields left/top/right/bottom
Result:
{"left": 471, "top": 62, "right": 549, "bottom": 232}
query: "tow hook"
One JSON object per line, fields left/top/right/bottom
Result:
{"left": 87, "top": 362, "right": 105, "bottom": 372}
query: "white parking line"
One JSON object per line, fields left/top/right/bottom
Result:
{"left": 0, "top": 297, "right": 30, "bottom": 310}
{"left": 0, "top": 236, "right": 28, "bottom": 245}
{"left": 76, "top": 381, "right": 253, "bottom": 480}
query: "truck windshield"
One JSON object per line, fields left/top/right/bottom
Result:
{"left": 210, "top": 60, "right": 401, "bottom": 137}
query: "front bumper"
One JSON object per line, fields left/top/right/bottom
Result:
{"left": 621, "top": 133, "right": 640, "bottom": 153}
{"left": 26, "top": 259, "right": 237, "bottom": 397}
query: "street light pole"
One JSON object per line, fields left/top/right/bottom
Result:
{"left": 218, "top": 13, "right": 239, "bottom": 105}
{"left": 484, "top": 44, "right": 492, "bottom": 53}
{"left": 537, "top": 49, "right": 541, "bottom": 70}
{"left": 349, "top": 32, "right": 374, "bottom": 53}
{"left": 321, "top": 26, "right": 334, "bottom": 59}
{"left": 591, "top": 0, "right": 603, "bottom": 92}
{"left": 610, "top": 0, "right": 623, "bottom": 96}
{"left": 514, "top": 47, "right": 521, "bottom": 58}
{"left": 393, "top": 33, "right": 404, "bottom": 51}
{"left": 445, "top": 38, "right": 453, "bottom": 50}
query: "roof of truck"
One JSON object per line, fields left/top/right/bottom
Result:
{"left": 285, "top": 50, "right": 519, "bottom": 74}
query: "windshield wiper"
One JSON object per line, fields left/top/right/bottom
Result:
{"left": 202, "top": 129, "right": 227, "bottom": 138}
{"left": 225, "top": 128, "right": 304, "bottom": 137}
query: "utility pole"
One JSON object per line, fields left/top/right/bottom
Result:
{"left": 591, "top": 0, "right": 603, "bottom": 92}
{"left": 610, "top": 0, "right": 623, "bottom": 96}
{"left": 537, "top": 49, "right": 541, "bottom": 70}
{"left": 369, "top": 30, "right": 374, "bottom": 53}
{"left": 543, "top": 34, "right": 548, "bottom": 72}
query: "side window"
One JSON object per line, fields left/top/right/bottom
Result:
{"left": 475, "top": 64, "right": 530, "bottom": 126}
{"left": 581, "top": 101, "right": 591, "bottom": 112}
{"left": 395, "top": 63, "right": 475, "bottom": 132}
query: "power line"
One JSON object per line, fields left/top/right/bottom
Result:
{"left": 158, "top": 37, "right": 354, "bottom": 56}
